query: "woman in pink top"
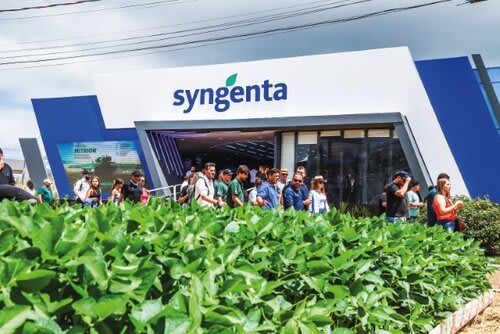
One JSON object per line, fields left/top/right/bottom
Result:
{"left": 433, "top": 178, "right": 464, "bottom": 232}
{"left": 139, "top": 176, "right": 151, "bottom": 205}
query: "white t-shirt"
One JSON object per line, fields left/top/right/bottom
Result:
{"left": 74, "top": 177, "right": 90, "bottom": 201}
{"left": 194, "top": 175, "right": 215, "bottom": 207}
{"left": 248, "top": 188, "right": 257, "bottom": 203}
{"left": 308, "top": 190, "right": 329, "bottom": 214}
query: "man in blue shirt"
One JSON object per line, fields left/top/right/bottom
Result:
{"left": 283, "top": 173, "right": 304, "bottom": 210}
{"left": 296, "top": 166, "right": 311, "bottom": 209}
{"left": 257, "top": 168, "right": 280, "bottom": 210}
{"left": 426, "top": 173, "right": 450, "bottom": 227}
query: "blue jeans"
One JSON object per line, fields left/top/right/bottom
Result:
{"left": 386, "top": 216, "right": 406, "bottom": 224}
{"left": 437, "top": 219, "right": 456, "bottom": 232}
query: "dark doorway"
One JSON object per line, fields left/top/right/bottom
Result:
{"left": 147, "top": 130, "right": 275, "bottom": 185}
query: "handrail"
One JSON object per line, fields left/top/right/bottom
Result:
{"left": 150, "top": 183, "right": 183, "bottom": 201}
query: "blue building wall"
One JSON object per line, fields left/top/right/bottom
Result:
{"left": 474, "top": 66, "right": 500, "bottom": 133}
{"left": 31, "top": 96, "right": 151, "bottom": 199}
{"left": 32, "top": 57, "right": 500, "bottom": 201}
{"left": 416, "top": 57, "right": 500, "bottom": 201}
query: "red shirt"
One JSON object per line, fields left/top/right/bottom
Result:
{"left": 433, "top": 196, "right": 455, "bottom": 220}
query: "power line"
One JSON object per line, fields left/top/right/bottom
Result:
{"left": 0, "top": 0, "right": 372, "bottom": 59}
{"left": 0, "top": 0, "right": 102, "bottom": 13}
{"left": 1, "top": 0, "right": 457, "bottom": 69}
{"left": 0, "top": 0, "right": 194, "bottom": 22}
{"left": 2, "top": 0, "right": 345, "bottom": 47}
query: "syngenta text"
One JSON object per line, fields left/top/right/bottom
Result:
{"left": 172, "top": 73, "right": 287, "bottom": 113}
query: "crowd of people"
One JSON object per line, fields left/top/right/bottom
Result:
{"left": 380, "top": 171, "right": 464, "bottom": 232}
{"left": 178, "top": 162, "right": 329, "bottom": 215}
{"left": 73, "top": 169, "right": 151, "bottom": 207}
{"left": 0, "top": 146, "right": 464, "bottom": 231}
{"left": 0, "top": 145, "right": 153, "bottom": 207}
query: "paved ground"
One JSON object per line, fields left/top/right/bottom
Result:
{"left": 459, "top": 268, "right": 500, "bottom": 334}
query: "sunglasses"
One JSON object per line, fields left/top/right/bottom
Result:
{"left": 293, "top": 179, "right": 303, "bottom": 183}
{"left": 281, "top": 173, "right": 288, "bottom": 176}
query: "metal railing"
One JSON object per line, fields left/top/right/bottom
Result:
{"left": 149, "top": 183, "right": 183, "bottom": 201}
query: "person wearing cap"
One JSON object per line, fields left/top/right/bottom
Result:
{"left": 73, "top": 169, "right": 92, "bottom": 204}
{"left": 227, "top": 165, "right": 250, "bottom": 208}
{"left": 385, "top": 171, "right": 412, "bottom": 223}
{"left": 215, "top": 169, "right": 232, "bottom": 203}
{"left": 37, "top": 178, "right": 53, "bottom": 205}
{"left": 276, "top": 168, "right": 289, "bottom": 203}
{"left": 0, "top": 148, "right": 15, "bottom": 186}
{"left": 283, "top": 173, "right": 304, "bottom": 211}
{"left": 406, "top": 180, "right": 423, "bottom": 221}
{"left": 309, "top": 176, "right": 330, "bottom": 214}
{"left": 120, "top": 170, "right": 143, "bottom": 204}
{"left": 295, "top": 166, "right": 311, "bottom": 209}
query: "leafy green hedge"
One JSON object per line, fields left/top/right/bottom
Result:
{"left": 415, "top": 196, "right": 500, "bottom": 256}
{"left": 458, "top": 197, "right": 500, "bottom": 256}
{"left": 0, "top": 199, "right": 492, "bottom": 333}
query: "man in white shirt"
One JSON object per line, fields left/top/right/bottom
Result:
{"left": 194, "top": 162, "right": 226, "bottom": 208}
{"left": 73, "top": 169, "right": 92, "bottom": 204}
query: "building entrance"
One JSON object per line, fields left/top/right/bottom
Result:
{"left": 146, "top": 130, "right": 275, "bottom": 186}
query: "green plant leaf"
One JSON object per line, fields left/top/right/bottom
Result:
{"left": 163, "top": 306, "right": 191, "bottom": 334}
{"left": 16, "top": 269, "right": 56, "bottom": 292}
{"left": 93, "top": 295, "right": 128, "bottom": 320}
{"left": 72, "top": 297, "right": 97, "bottom": 318}
{"left": 130, "top": 299, "right": 163, "bottom": 329}
{"left": 80, "top": 248, "right": 109, "bottom": 290}
{"left": 0, "top": 229, "right": 16, "bottom": 255}
{"left": 0, "top": 305, "right": 31, "bottom": 334}
{"left": 331, "top": 328, "right": 353, "bottom": 334}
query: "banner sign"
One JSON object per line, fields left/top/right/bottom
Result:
{"left": 57, "top": 141, "right": 143, "bottom": 194}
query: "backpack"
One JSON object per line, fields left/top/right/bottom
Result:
{"left": 187, "top": 177, "right": 209, "bottom": 205}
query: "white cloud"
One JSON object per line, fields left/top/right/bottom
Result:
{"left": 0, "top": 0, "right": 499, "bottom": 151}
{"left": 0, "top": 106, "right": 40, "bottom": 149}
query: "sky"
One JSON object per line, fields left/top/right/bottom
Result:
{"left": 0, "top": 0, "right": 499, "bottom": 159}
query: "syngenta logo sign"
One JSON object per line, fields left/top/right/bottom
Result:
{"left": 172, "top": 73, "right": 288, "bottom": 113}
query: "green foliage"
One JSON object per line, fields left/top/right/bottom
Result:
{"left": 0, "top": 198, "right": 493, "bottom": 333}
{"left": 338, "top": 202, "right": 372, "bottom": 218}
{"left": 458, "top": 196, "right": 500, "bottom": 256}
{"left": 414, "top": 196, "right": 500, "bottom": 256}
